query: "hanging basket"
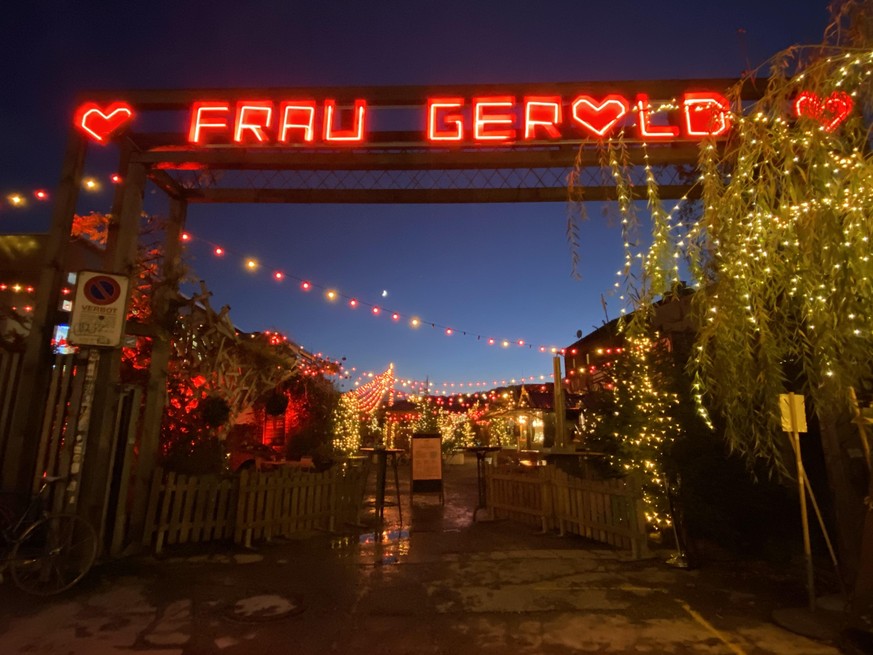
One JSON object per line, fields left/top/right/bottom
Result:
{"left": 264, "top": 392, "right": 289, "bottom": 417}
{"left": 201, "top": 395, "right": 231, "bottom": 428}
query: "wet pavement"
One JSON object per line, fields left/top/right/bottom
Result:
{"left": 0, "top": 460, "right": 850, "bottom": 654}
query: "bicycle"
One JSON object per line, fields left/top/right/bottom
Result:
{"left": 0, "top": 476, "right": 98, "bottom": 595}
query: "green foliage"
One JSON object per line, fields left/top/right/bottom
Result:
{"left": 331, "top": 393, "right": 362, "bottom": 454}
{"left": 162, "top": 436, "right": 224, "bottom": 475}
{"left": 578, "top": 335, "right": 684, "bottom": 528}
{"left": 576, "top": 4, "right": 873, "bottom": 476}
{"left": 687, "top": 22, "right": 873, "bottom": 473}
{"left": 413, "top": 397, "right": 440, "bottom": 434}
{"left": 438, "top": 410, "right": 475, "bottom": 455}
{"left": 284, "top": 375, "right": 340, "bottom": 460}
{"left": 671, "top": 428, "right": 800, "bottom": 561}
{"left": 487, "top": 417, "right": 515, "bottom": 447}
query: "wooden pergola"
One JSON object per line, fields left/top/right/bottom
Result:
{"left": 3, "top": 78, "right": 764, "bottom": 551}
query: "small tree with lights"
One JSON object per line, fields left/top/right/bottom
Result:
{"left": 332, "top": 393, "right": 362, "bottom": 455}
{"left": 577, "top": 331, "right": 682, "bottom": 532}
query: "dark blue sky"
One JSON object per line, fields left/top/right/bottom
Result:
{"left": 0, "top": 1, "right": 829, "bottom": 391}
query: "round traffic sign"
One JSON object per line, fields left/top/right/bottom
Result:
{"left": 83, "top": 275, "right": 122, "bottom": 305}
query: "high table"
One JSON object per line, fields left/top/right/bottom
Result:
{"left": 465, "top": 446, "right": 502, "bottom": 521}
{"left": 359, "top": 447, "right": 404, "bottom": 522}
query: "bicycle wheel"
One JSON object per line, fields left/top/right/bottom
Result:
{"left": 10, "top": 513, "right": 97, "bottom": 595}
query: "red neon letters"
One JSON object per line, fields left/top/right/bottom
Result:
{"left": 188, "top": 99, "right": 368, "bottom": 145}
{"left": 74, "top": 91, "right": 746, "bottom": 146}
{"left": 424, "top": 93, "right": 728, "bottom": 143}
{"left": 523, "top": 97, "right": 562, "bottom": 139}
{"left": 57, "top": 91, "right": 719, "bottom": 147}
{"left": 182, "top": 92, "right": 731, "bottom": 146}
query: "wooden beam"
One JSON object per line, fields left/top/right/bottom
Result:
{"left": 147, "top": 168, "right": 186, "bottom": 199}
{"left": 183, "top": 184, "right": 698, "bottom": 204}
{"left": 131, "top": 142, "right": 705, "bottom": 170}
{"left": 77, "top": 78, "right": 763, "bottom": 111}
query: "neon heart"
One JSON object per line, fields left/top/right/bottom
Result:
{"left": 75, "top": 102, "right": 134, "bottom": 143}
{"left": 794, "top": 91, "right": 853, "bottom": 133}
{"left": 571, "top": 95, "right": 630, "bottom": 137}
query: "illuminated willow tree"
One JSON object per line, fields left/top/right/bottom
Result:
{"left": 578, "top": 335, "right": 682, "bottom": 529}
{"left": 575, "top": 1, "right": 873, "bottom": 620}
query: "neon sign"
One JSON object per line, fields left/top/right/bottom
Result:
{"left": 185, "top": 93, "right": 732, "bottom": 145}
{"left": 74, "top": 102, "right": 134, "bottom": 143}
{"left": 73, "top": 88, "right": 855, "bottom": 146}
{"left": 189, "top": 99, "right": 368, "bottom": 144}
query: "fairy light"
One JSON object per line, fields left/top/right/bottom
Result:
{"left": 164, "top": 231, "right": 569, "bottom": 356}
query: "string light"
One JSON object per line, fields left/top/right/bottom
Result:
{"left": 176, "top": 231, "right": 567, "bottom": 356}
{"left": 0, "top": 173, "right": 121, "bottom": 211}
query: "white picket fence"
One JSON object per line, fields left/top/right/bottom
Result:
{"left": 486, "top": 464, "right": 650, "bottom": 558}
{"left": 143, "top": 465, "right": 367, "bottom": 553}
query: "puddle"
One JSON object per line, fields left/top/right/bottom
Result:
{"left": 223, "top": 593, "right": 305, "bottom": 623}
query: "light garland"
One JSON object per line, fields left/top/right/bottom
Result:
{"left": 0, "top": 173, "right": 121, "bottom": 210}
{"left": 349, "top": 370, "right": 554, "bottom": 392}
{"left": 179, "top": 231, "right": 568, "bottom": 357}
{"left": 348, "top": 364, "right": 395, "bottom": 414}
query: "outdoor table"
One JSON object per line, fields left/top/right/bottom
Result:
{"left": 359, "top": 447, "right": 404, "bottom": 522}
{"left": 465, "top": 446, "right": 501, "bottom": 520}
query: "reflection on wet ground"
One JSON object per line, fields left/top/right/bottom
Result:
{"left": 0, "top": 459, "right": 847, "bottom": 654}
{"left": 338, "top": 457, "right": 478, "bottom": 567}
{"left": 358, "top": 528, "right": 410, "bottom": 566}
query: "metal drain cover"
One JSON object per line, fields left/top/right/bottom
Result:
{"left": 223, "top": 593, "right": 305, "bottom": 622}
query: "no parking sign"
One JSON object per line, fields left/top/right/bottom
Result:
{"left": 68, "top": 271, "right": 130, "bottom": 347}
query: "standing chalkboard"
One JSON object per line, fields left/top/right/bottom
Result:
{"left": 410, "top": 433, "right": 444, "bottom": 503}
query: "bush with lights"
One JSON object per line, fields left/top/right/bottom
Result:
{"left": 577, "top": 332, "right": 683, "bottom": 531}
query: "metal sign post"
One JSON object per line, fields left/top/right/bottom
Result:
{"left": 780, "top": 392, "right": 815, "bottom": 612}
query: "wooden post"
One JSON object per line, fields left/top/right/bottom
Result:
{"left": 77, "top": 158, "right": 145, "bottom": 547}
{"left": 552, "top": 356, "right": 566, "bottom": 449}
{"left": 1, "top": 130, "right": 87, "bottom": 494}
{"left": 787, "top": 392, "right": 816, "bottom": 613}
{"left": 128, "top": 196, "right": 187, "bottom": 547}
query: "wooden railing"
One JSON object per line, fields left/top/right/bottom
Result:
{"left": 486, "top": 464, "right": 650, "bottom": 558}
{"left": 143, "top": 464, "right": 367, "bottom": 553}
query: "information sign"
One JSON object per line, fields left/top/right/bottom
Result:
{"left": 779, "top": 393, "right": 808, "bottom": 433}
{"left": 68, "top": 271, "right": 130, "bottom": 347}
{"left": 411, "top": 433, "right": 443, "bottom": 498}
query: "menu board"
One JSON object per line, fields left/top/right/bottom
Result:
{"left": 411, "top": 433, "right": 443, "bottom": 498}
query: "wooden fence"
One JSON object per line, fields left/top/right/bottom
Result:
{"left": 486, "top": 464, "right": 650, "bottom": 558}
{"left": 0, "top": 348, "right": 22, "bottom": 475}
{"left": 143, "top": 464, "right": 367, "bottom": 553}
